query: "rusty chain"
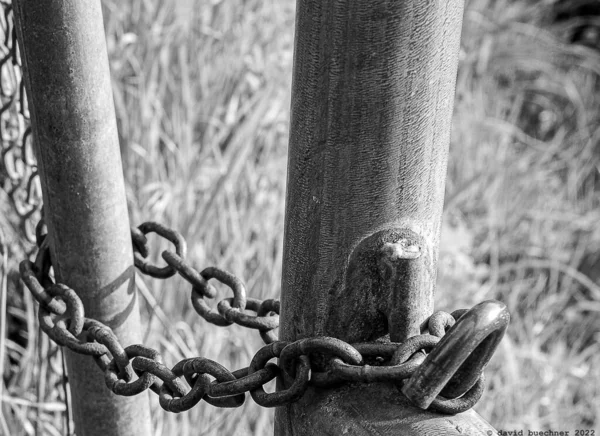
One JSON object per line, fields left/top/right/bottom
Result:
{"left": 0, "top": 1, "right": 41, "bottom": 245}
{"left": 20, "top": 220, "right": 509, "bottom": 415}
{"left": 0, "top": 0, "right": 508, "bottom": 418}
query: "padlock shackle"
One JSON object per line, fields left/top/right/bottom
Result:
{"left": 402, "top": 300, "right": 510, "bottom": 409}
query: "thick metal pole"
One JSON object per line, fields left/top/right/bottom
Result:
{"left": 276, "top": 0, "right": 497, "bottom": 434}
{"left": 14, "top": 2, "right": 151, "bottom": 435}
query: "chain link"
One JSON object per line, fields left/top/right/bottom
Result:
{"left": 104, "top": 345, "right": 162, "bottom": 396}
{"left": 18, "top": 220, "right": 509, "bottom": 415}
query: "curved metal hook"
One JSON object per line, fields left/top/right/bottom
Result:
{"left": 402, "top": 299, "right": 510, "bottom": 410}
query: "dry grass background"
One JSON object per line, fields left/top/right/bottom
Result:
{"left": 1, "top": 0, "right": 600, "bottom": 434}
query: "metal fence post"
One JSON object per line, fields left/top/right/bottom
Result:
{"left": 275, "top": 0, "right": 498, "bottom": 434}
{"left": 13, "top": 1, "right": 152, "bottom": 435}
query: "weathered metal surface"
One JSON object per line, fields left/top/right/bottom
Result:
{"left": 277, "top": 382, "right": 495, "bottom": 435}
{"left": 249, "top": 342, "right": 311, "bottom": 407}
{"left": 323, "top": 228, "right": 433, "bottom": 343}
{"left": 279, "top": 0, "right": 466, "bottom": 345}
{"left": 13, "top": 1, "right": 151, "bottom": 435}
{"left": 276, "top": 0, "right": 500, "bottom": 433}
{"left": 377, "top": 232, "right": 430, "bottom": 342}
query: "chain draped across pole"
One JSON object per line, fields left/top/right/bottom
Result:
{"left": 21, "top": 220, "right": 509, "bottom": 415}
{"left": 8, "top": 0, "right": 513, "bottom": 434}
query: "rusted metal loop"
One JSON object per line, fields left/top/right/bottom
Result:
{"left": 390, "top": 334, "right": 439, "bottom": 366}
{"left": 44, "top": 283, "right": 84, "bottom": 336}
{"left": 329, "top": 351, "right": 427, "bottom": 384}
{"left": 209, "top": 363, "right": 279, "bottom": 398}
{"left": 157, "top": 359, "right": 211, "bottom": 413}
{"left": 160, "top": 371, "right": 211, "bottom": 413}
{"left": 131, "top": 355, "right": 189, "bottom": 399}
{"left": 230, "top": 367, "right": 248, "bottom": 379}
{"left": 249, "top": 342, "right": 309, "bottom": 408}
{"left": 311, "top": 343, "right": 424, "bottom": 387}
{"left": 257, "top": 299, "right": 280, "bottom": 316}
{"left": 428, "top": 373, "right": 486, "bottom": 415}
{"left": 26, "top": 279, "right": 84, "bottom": 338}
{"left": 105, "top": 345, "right": 162, "bottom": 396}
{"left": 177, "top": 358, "right": 244, "bottom": 408}
{"left": 217, "top": 297, "right": 279, "bottom": 331}
{"left": 190, "top": 267, "right": 247, "bottom": 326}
{"left": 130, "top": 226, "right": 149, "bottom": 258}
{"left": 132, "top": 221, "right": 187, "bottom": 278}
{"left": 182, "top": 358, "right": 245, "bottom": 408}
{"left": 427, "top": 311, "right": 456, "bottom": 338}
{"left": 161, "top": 250, "right": 217, "bottom": 298}
{"left": 190, "top": 287, "right": 232, "bottom": 327}
{"left": 246, "top": 341, "right": 288, "bottom": 405}
{"left": 402, "top": 300, "right": 510, "bottom": 409}
{"left": 259, "top": 328, "right": 279, "bottom": 345}
{"left": 85, "top": 319, "right": 132, "bottom": 381}
{"left": 279, "top": 337, "right": 363, "bottom": 377}
{"left": 259, "top": 329, "right": 279, "bottom": 345}
{"left": 19, "top": 260, "right": 65, "bottom": 315}
{"left": 93, "top": 353, "right": 112, "bottom": 373}
{"left": 257, "top": 299, "right": 280, "bottom": 344}
{"left": 37, "top": 313, "right": 108, "bottom": 356}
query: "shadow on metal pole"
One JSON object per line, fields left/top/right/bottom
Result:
{"left": 13, "top": 1, "right": 151, "bottom": 435}
{"left": 276, "top": 0, "right": 498, "bottom": 434}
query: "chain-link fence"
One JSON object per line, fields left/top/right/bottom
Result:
{"left": 0, "top": 0, "right": 40, "bottom": 247}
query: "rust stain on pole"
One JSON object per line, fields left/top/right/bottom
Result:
{"left": 276, "top": 0, "right": 497, "bottom": 434}
{"left": 13, "top": 1, "right": 151, "bottom": 435}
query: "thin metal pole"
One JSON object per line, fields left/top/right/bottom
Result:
{"left": 13, "top": 1, "right": 151, "bottom": 435}
{"left": 276, "top": 0, "right": 497, "bottom": 434}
